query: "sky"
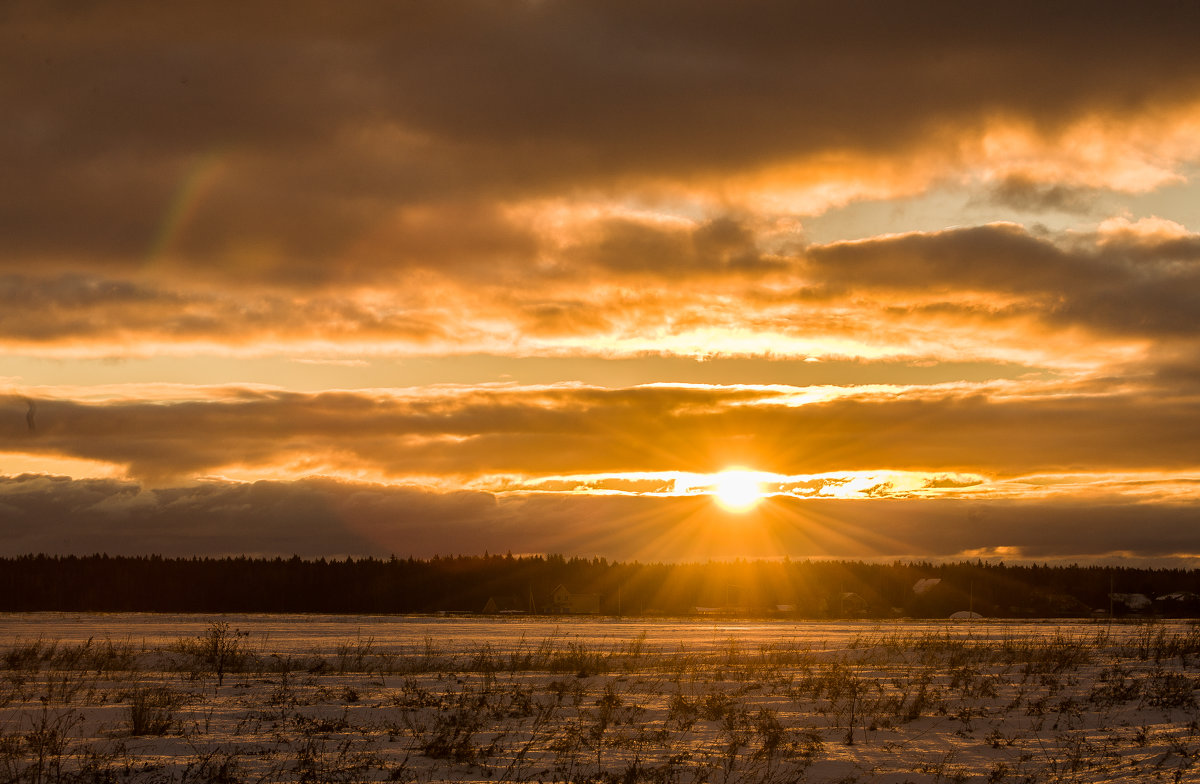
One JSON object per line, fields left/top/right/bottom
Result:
{"left": 3, "top": 1, "right": 1200, "bottom": 564}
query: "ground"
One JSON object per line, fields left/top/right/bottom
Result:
{"left": 1, "top": 617, "right": 1199, "bottom": 782}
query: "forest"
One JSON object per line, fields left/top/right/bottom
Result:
{"left": 2, "top": 553, "right": 1199, "bottom": 618}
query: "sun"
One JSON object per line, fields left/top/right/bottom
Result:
{"left": 712, "top": 469, "right": 765, "bottom": 512}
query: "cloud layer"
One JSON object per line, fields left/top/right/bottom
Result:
{"left": 5, "top": 377, "right": 1199, "bottom": 483}
{"left": 3, "top": 222, "right": 1200, "bottom": 374}
{"left": 5, "top": 2, "right": 1200, "bottom": 281}
{"left": 2, "top": 474, "right": 1196, "bottom": 565}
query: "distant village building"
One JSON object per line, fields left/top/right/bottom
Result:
{"left": 548, "top": 584, "right": 601, "bottom": 614}
{"left": 913, "top": 578, "right": 942, "bottom": 595}
{"left": 1155, "top": 591, "right": 1200, "bottom": 617}
{"left": 1157, "top": 591, "right": 1199, "bottom": 602}
{"left": 1044, "top": 593, "right": 1091, "bottom": 617}
{"left": 826, "top": 591, "right": 868, "bottom": 617}
{"left": 482, "top": 595, "right": 527, "bottom": 614}
{"left": 1110, "top": 592, "right": 1152, "bottom": 614}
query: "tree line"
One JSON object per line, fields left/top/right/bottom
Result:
{"left": 1, "top": 553, "right": 1198, "bottom": 617}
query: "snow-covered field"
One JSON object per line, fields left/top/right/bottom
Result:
{"left": 1, "top": 614, "right": 1199, "bottom": 782}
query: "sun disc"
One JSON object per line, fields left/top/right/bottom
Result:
{"left": 713, "top": 469, "right": 764, "bottom": 512}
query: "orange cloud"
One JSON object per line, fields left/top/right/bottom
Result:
{"left": 4, "top": 378, "right": 1200, "bottom": 489}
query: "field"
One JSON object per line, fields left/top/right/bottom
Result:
{"left": 1, "top": 615, "right": 1199, "bottom": 782}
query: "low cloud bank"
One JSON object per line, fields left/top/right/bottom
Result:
{"left": 1, "top": 475, "right": 1196, "bottom": 564}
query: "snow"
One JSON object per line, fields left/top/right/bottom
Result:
{"left": 1, "top": 615, "right": 1199, "bottom": 782}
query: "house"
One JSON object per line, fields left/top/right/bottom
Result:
{"left": 547, "top": 584, "right": 601, "bottom": 614}
{"left": 1044, "top": 593, "right": 1090, "bottom": 617}
{"left": 1157, "top": 591, "right": 1199, "bottom": 602}
{"left": 826, "top": 591, "right": 868, "bottom": 617}
{"left": 1110, "top": 592, "right": 1152, "bottom": 615}
{"left": 913, "top": 578, "right": 942, "bottom": 595}
{"left": 482, "top": 595, "right": 527, "bottom": 614}
{"left": 1154, "top": 591, "right": 1200, "bottom": 617}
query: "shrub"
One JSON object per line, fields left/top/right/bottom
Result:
{"left": 179, "top": 622, "right": 250, "bottom": 687}
{"left": 127, "top": 687, "right": 178, "bottom": 736}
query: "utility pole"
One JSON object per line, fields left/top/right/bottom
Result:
{"left": 1109, "top": 573, "right": 1114, "bottom": 624}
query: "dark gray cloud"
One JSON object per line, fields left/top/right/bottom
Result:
{"left": 984, "top": 174, "right": 1101, "bottom": 214}
{"left": 4, "top": 1, "right": 1200, "bottom": 274}
{"left": 807, "top": 223, "right": 1200, "bottom": 337}
{"left": 0, "top": 474, "right": 1196, "bottom": 563}
{"left": 571, "top": 217, "right": 785, "bottom": 276}
{"left": 0, "top": 274, "right": 448, "bottom": 343}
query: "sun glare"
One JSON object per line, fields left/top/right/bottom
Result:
{"left": 713, "top": 469, "right": 765, "bottom": 512}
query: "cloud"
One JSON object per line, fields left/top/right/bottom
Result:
{"left": 0, "top": 474, "right": 1197, "bottom": 563}
{"left": 4, "top": 1, "right": 1200, "bottom": 280}
{"left": 983, "top": 174, "right": 1100, "bottom": 214}
{"left": 806, "top": 223, "right": 1200, "bottom": 338}
{"left": 1, "top": 219, "right": 1197, "bottom": 368}
{"left": 568, "top": 216, "right": 785, "bottom": 276}
{"left": 924, "top": 474, "right": 986, "bottom": 490}
{"left": 4, "top": 379, "right": 1200, "bottom": 485}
